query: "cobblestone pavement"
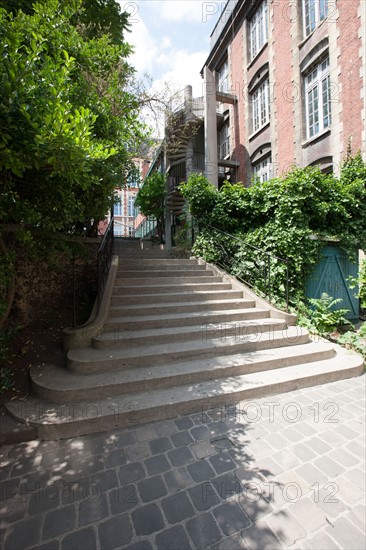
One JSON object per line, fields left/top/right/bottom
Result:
{"left": 1, "top": 376, "right": 365, "bottom": 550}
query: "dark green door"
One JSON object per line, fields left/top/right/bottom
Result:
{"left": 306, "top": 245, "right": 359, "bottom": 320}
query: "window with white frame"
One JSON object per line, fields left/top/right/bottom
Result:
{"left": 251, "top": 79, "right": 270, "bottom": 133}
{"left": 218, "top": 123, "right": 230, "bottom": 158}
{"left": 114, "top": 199, "right": 122, "bottom": 216}
{"left": 303, "top": 0, "right": 328, "bottom": 37}
{"left": 305, "top": 57, "right": 331, "bottom": 138}
{"left": 250, "top": 1, "right": 268, "bottom": 60}
{"left": 253, "top": 155, "right": 272, "bottom": 182}
{"left": 128, "top": 195, "right": 135, "bottom": 217}
{"left": 217, "top": 60, "right": 229, "bottom": 93}
{"left": 114, "top": 223, "right": 123, "bottom": 236}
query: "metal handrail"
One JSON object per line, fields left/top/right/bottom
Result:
{"left": 97, "top": 214, "right": 114, "bottom": 313}
{"left": 203, "top": 226, "right": 290, "bottom": 310}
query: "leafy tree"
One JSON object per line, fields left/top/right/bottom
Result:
{"left": 135, "top": 173, "right": 166, "bottom": 243}
{"left": 0, "top": 0, "right": 146, "bottom": 324}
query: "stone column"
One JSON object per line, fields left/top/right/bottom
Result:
{"left": 204, "top": 67, "right": 218, "bottom": 188}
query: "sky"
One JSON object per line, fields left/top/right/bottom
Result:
{"left": 119, "top": 0, "right": 221, "bottom": 97}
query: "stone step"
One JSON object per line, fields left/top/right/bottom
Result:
{"left": 93, "top": 318, "right": 287, "bottom": 348}
{"left": 118, "top": 263, "right": 202, "bottom": 271}
{"left": 8, "top": 345, "right": 363, "bottom": 439}
{"left": 67, "top": 327, "right": 310, "bottom": 374}
{"left": 110, "top": 289, "right": 244, "bottom": 305}
{"left": 31, "top": 342, "right": 337, "bottom": 403}
{"left": 104, "top": 307, "right": 272, "bottom": 331}
{"left": 108, "top": 298, "right": 256, "bottom": 317}
{"left": 115, "top": 276, "right": 222, "bottom": 285}
{"left": 113, "top": 282, "right": 233, "bottom": 294}
{"left": 116, "top": 269, "right": 211, "bottom": 278}
{"left": 120, "top": 259, "right": 198, "bottom": 266}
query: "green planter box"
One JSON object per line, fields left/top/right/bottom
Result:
{"left": 306, "top": 244, "right": 359, "bottom": 320}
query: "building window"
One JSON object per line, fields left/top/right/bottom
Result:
{"left": 303, "top": 0, "right": 328, "bottom": 37}
{"left": 251, "top": 79, "right": 270, "bottom": 133}
{"left": 250, "top": 1, "right": 268, "bottom": 60}
{"left": 305, "top": 57, "right": 331, "bottom": 138}
{"left": 217, "top": 60, "right": 229, "bottom": 93}
{"left": 114, "top": 223, "right": 123, "bottom": 236}
{"left": 114, "top": 199, "right": 122, "bottom": 216}
{"left": 128, "top": 195, "right": 135, "bottom": 217}
{"left": 253, "top": 155, "right": 272, "bottom": 182}
{"left": 218, "top": 123, "right": 230, "bottom": 158}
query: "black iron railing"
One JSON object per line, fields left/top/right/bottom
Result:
{"left": 201, "top": 227, "right": 290, "bottom": 310}
{"left": 97, "top": 215, "right": 114, "bottom": 313}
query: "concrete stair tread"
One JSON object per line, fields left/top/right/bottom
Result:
{"left": 32, "top": 342, "right": 336, "bottom": 396}
{"left": 116, "top": 270, "right": 210, "bottom": 277}
{"left": 109, "top": 298, "right": 255, "bottom": 312}
{"left": 68, "top": 326, "right": 310, "bottom": 367}
{"left": 115, "top": 276, "right": 222, "bottom": 284}
{"left": 106, "top": 307, "right": 270, "bottom": 324}
{"left": 94, "top": 318, "right": 287, "bottom": 344}
{"left": 113, "top": 282, "right": 233, "bottom": 293}
{"left": 7, "top": 345, "right": 363, "bottom": 439}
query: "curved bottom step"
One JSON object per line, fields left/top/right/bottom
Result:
{"left": 6, "top": 344, "right": 363, "bottom": 440}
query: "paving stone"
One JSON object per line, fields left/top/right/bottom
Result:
{"left": 346, "top": 504, "right": 366, "bottom": 532}
{"left": 43, "top": 505, "right": 76, "bottom": 539}
{"left": 213, "top": 471, "right": 243, "bottom": 500}
{"left": 326, "top": 516, "right": 365, "bottom": 549}
{"left": 186, "top": 511, "right": 222, "bottom": 547}
{"left": 255, "top": 456, "right": 284, "bottom": 478}
{"left": 125, "top": 540, "right": 153, "bottom": 550}
{"left": 19, "top": 470, "right": 50, "bottom": 493}
{"left": 334, "top": 475, "right": 364, "bottom": 505}
{"left": 154, "top": 420, "right": 178, "bottom": 437}
{"left": 132, "top": 503, "right": 165, "bottom": 535}
{"left": 187, "top": 459, "right": 216, "bottom": 482}
{"left": 295, "top": 463, "right": 327, "bottom": 486}
{"left": 104, "top": 448, "right": 127, "bottom": 469}
{"left": 28, "top": 485, "right": 60, "bottom": 516}
{"left": 228, "top": 445, "right": 255, "bottom": 466}
{"left": 30, "top": 542, "right": 60, "bottom": 550}
{"left": 4, "top": 516, "right": 42, "bottom": 550}
{"left": 161, "top": 491, "right": 195, "bottom": 523}
{"left": 211, "top": 532, "right": 249, "bottom": 550}
{"left": 149, "top": 437, "right": 172, "bottom": 455}
{"left": 168, "top": 446, "right": 194, "bottom": 467}
{"left": 135, "top": 425, "right": 157, "bottom": 442}
{"left": 290, "top": 442, "right": 316, "bottom": 461}
{"left": 145, "top": 454, "right": 171, "bottom": 475}
{"left": 208, "top": 421, "right": 230, "bottom": 436}
{"left": 288, "top": 497, "right": 327, "bottom": 532}
{"left": 119, "top": 462, "right": 146, "bottom": 485}
{"left": 114, "top": 431, "right": 137, "bottom": 448}
{"left": 190, "top": 411, "right": 210, "bottom": 424}
{"left": 190, "top": 440, "right": 216, "bottom": 459}
{"left": 273, "top": 470, "right": 310, "bottom": 508}
{"left": 0, "top": 493, "right": 28, "bottom": 523}
{"left": 174, "top": 417, "right": 194, "bottom": 431}
{"left": 61, "top": 477, "right": 92, "bottom": 504}
{"left": 330, "top": 447, "right": 361, "bottom": 467}
{"left": 78, "top": 493, "right": 108, "bottom": 526}
{"left": 110, "top": 484, "right": 139, "bottom": 514}
{"left": 10, "top": 455, "right": 42, "bottom": 477}
{"left": 213, "top": 500, "right": 250, "bottom": 535}
{"left": 209, "top": 452, "right": 236, "bottom": 474}
{"left": 188, "top": 481, "right": 220, "bottom": 511}
{"left": 271, "top": 450, "right": 301, "bottom": 470}
{"left": 314, "top": 455, "right": 345, "bottom": 477}
{"left": 155, "top": 524, "right": 192, "bottom": 550}
{"left": 334, "top": 424, "right": 359, "bottom": 441}
{"left": 302, "top": 531, "right": 341, "bottom": 549}
{"left": 310, "top": 485, "right": 349, "bottom": 518}
{"left": 164, "top": 467, "right": 192, "bottom": 492}
{"left": 246, "top": 439, "right": 273, "bottom": 459}
{"left": 306, "top": 436, "right": 332, "bottom": 455}
{"left": 126, "top": 442, "right": 150, "bottom": 462}
{"left": 138, "top": 475, "right": 167, "bottom": 502}
{"left": 61, "top": 527, "right": 96, "bottom": 550}
{"left": 266, "top": 510, "right": 306, "bottom": 547}
{"left": 190, "top": 425, "right": 211, "bottom": 440}
{"left": 345, "top": 439, "right": 365, "bottom": 461}
{"left": 170, "top": 430, "right": 194, "bottom": 448}
{"left": 90, "top": 469, "right": 119, "bottom": 492}
{"left": 344, "top": 468, "right": 366, "bottom": 491}
{"left": 98, "top": 513, "right": 133, "bottom": 549}
{"left": 210, "top": 435, "right": 234, "bottom": 451}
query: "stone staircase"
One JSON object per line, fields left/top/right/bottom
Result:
{"left": 6, "top": 240, "right": 364, "bottom": 439}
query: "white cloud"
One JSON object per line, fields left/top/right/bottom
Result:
{"left": 155, "top": 49, "right": 206, "bottom": 97}
{"left": 127, "top": 16, "right": 159, "bottom": 74}
{"left": 155, "top": 0, "right": 207, "bottom": 23}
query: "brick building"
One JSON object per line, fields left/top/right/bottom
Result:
{"left": 202, "top": 0, "right": 366, "bottom": 186}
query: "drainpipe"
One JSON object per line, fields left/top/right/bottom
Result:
{"left": 204, "top": 67, "right": 218, "bottom": 188}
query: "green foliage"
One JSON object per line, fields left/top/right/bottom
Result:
{"left": 135, "top": 172, "right": 166, "bottom": 242}
{"left": 338, "top": 323, "right": 366, "bottom": 360}
{"left": 348, "top": 258, "right": 366, "bottom": 310}
{"left": 0, "top": 368, "right": 14, "bottom": 393}
{"left": 0, "top": 0, "right": 145, "bottom": 237}
{"left": 298, "top": 293, "right": 353, "bottom": 336}
{"left": 182, "top": 159, "right": 366, "bottom": 305}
